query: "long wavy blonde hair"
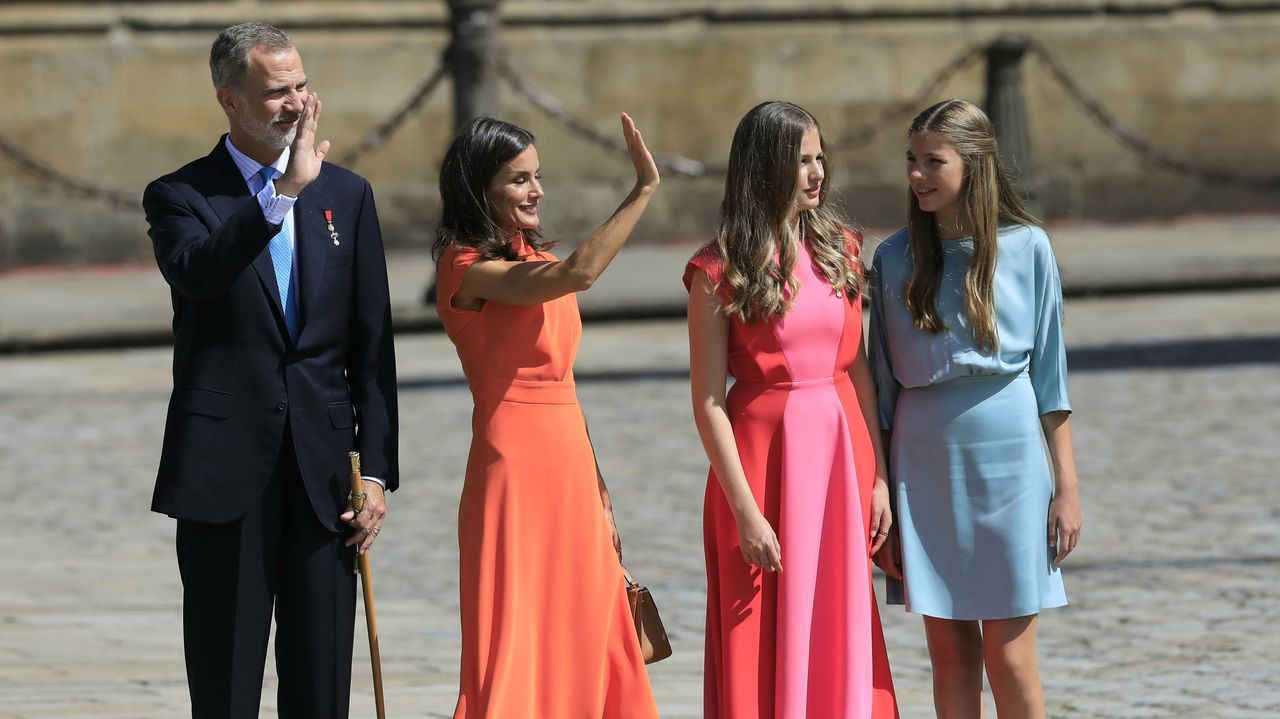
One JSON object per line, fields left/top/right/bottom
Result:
{"left": 707, "top": 101, "right": 862, "bottom": 322}
{"left": 905, "top": 99, "right": 1039, "bottom": 351}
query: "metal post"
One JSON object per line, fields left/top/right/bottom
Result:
{"left": 427, "top": 0, "right": 502, "bottom": 304}
{"left": 446, "top": 0, "right": 502, "bottom": 129}
{"left": 984, "top": 36, "right": 1039, "bottom": 209}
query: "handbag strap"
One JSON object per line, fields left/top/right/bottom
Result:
{"left": 583, "top": 413, "right": 627, "bottom": 567}
{"left": 621, "top": 565, "right": 638, "bottom": 589}
{"left": 594, "top": 468, "right": 626, "bottom": 567}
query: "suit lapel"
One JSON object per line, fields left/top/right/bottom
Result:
{"left": 204, "top": 138, "right": 288, "bottom": 336}
{"left": 295, "top": 171, "right": 333, "bottom": 341}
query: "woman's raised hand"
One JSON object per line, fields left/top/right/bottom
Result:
{"left": 621, "top": 112, "right": 660, "bottom": 191}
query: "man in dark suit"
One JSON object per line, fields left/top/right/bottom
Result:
{"left": 143, "top": 22, "right": 398, "bottom": 718}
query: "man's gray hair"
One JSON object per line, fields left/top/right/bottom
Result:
{"left": 210, "top": 22, "right": 294, "bottom": 89}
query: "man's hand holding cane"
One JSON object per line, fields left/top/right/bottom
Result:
{"left": 343, "top": 452, "right": 387, "bottom": 719}
{"left": 341, "top": 473, "right": 387, "bottom": 554}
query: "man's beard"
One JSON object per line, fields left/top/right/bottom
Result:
{"left": 237, "top": 105, "right": 298, "bottom": 150}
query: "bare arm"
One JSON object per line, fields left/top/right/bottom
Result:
{"left": 688, "top": 271, "right": 782, "bottom": 573}
{"left": 1041, "top": 410, "right": 1082, "bottom": 565}
{"left": 454, "top": 113, "right": 660, "bottom": 308}
{"left": 848, "top": 343, "right": 893, "bottom": 556}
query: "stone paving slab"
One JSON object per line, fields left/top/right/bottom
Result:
{"left": 2, "top": 289, "right": 1279, "bottom": 717}
{"left": 2, "top": 215, "right": 1280, "bottom": 352}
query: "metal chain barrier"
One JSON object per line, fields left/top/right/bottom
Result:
{"left": 500, "top": 36, "right": 1280, "bottom": 192}
{"left": 829, "top": 42, "right": 986, "bottom": 152}
{"left": 5, "top": 38, "right": 1280, "bottom": 207}
{"left": 498, "top": 42, "right": 989, "bottom": 177}
{"left": 496, "top": 56, "right": 716, "bottom": 177}
{"left": 0, "top": 132, "right": 139, "bottom": 211}
{"left": 336, "top": 62, "right": 450, "bottom": 167}
{"left": 0, "top": 61, "right": 450, "bottom": 211}
{"left": 1021, "top": 35, "right": 1280, "bottom": 190}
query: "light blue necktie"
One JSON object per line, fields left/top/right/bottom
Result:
{"left": 257, "top": 166, "right": 299, "bottom": 342}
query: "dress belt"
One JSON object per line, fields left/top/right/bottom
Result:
{"left": 732, "top": 373, "right": 852, "bottom": 390}
{"left": 477, "top": 377, "right": 579, "bottom": 405}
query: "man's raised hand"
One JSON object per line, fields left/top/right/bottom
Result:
{"left": 277, "top": 92, "right": 330, "bottom": 197}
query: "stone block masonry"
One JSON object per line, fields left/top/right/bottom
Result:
{"left": 2, "top": 0, "right": 1279, "bottom": 267}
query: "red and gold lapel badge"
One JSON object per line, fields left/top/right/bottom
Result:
{"left": 324, "top": 209, "right": 340, "bottom": 246}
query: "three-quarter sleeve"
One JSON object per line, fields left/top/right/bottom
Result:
{"left": 868, "top": 247, "right": 901, "bottom": 430}
{"left": 1028, "top": 233, "right": 1072, "bottom": 415}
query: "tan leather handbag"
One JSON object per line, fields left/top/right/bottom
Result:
{"left": 623, "top": 567, "right": 672, "bottom": 664}
{"left": 598, "top": 465, "right": 672, "bottom": 665}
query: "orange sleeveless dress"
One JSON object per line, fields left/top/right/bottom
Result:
{"left": 435, "top": 239, "right": 659, "bottom": 719}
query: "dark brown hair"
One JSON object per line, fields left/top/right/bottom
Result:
{"left": 432, "top": 117, "right": 553, "bottom": 261}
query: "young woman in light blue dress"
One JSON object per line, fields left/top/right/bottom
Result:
{"left": 869, "top": 99, "right": 1083, "bottom": 719}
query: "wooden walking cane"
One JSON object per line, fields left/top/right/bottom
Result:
{"left": 349, "top": 451, "right": 387, "bottom": 719}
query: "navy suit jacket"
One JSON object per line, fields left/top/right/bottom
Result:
{"left": 144, "top": 137, "right": 399, "bottom": 531}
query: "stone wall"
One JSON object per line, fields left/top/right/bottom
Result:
{"left": 2, "top": 0, "right": 1278, "bottom": 266}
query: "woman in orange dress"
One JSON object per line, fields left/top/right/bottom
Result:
{"left": 432, "top": 114, "right": 661, "bottom": 718}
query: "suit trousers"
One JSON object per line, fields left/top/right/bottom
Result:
{"left": 176, "top": 427, "right": 357, "bottom": 719}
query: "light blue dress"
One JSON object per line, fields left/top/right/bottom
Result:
{"left": 868, "top": 224, "right": 1070, "bottom": 620}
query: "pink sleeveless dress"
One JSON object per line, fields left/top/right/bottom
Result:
{"left": 684, "top": 233, "right": 899, "bottom": 719}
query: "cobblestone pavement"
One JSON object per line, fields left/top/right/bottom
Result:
{"left": 2, "top": 289, "right": 1278, "bottom": 718}
{"left": 6, "top": 213, "right": 1280, "bottom": 352}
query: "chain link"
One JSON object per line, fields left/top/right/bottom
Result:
{"left": 829, "top": 43, "right": 986, "bottom": 153}
{"left": 0, "top": 62, "right": 451, "bottom": 211}
{"left": 1019, "top": 35, "right": 1280, "bottom": 190}
{"left": 336, "top": 62, "right": 450, "bottom": 168}
{"left": 496, "top": 56, "right": 717, "bottom": 177}
{"left": 498, "top": 42, "right": 988, "bottom": 177}
{"left": 0, "top": 132, "right": 139, "bottom": 211}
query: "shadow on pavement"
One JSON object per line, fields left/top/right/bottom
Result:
{"left": 400, "top": 368, "right": 691, "bottom": 391}
{"left": 1065, "top": 554, "right": 1280, "bottom": 573}
{"left": 399, "top": 335, "right": 1280, "bottom": 392}
{"left": 1066, "top": 335, "right": 1280, "bottom": 371}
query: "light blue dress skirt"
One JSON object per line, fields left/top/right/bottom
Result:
{"left": 885, "top": 371, "right": 1067, "bottom": 620}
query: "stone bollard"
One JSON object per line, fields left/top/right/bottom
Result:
{"left": 446, "top": 0, "right": 503, "bottom": 128}
{"left": 429, "top": 0, "right": 504, "bottom": 304}
{"left": 984, "top": 36, "right": 1040, "bottom": 213}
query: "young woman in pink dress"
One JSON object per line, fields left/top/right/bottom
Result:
{"left": 685, "top": 100, "right": 900, "bottom": 718}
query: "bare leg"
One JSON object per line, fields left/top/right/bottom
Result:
{"left": 981, "top": 615, "right": 1045, "bottom": 719}
{"left": 924, "top": 616, "right": 985, "bottom": 719}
